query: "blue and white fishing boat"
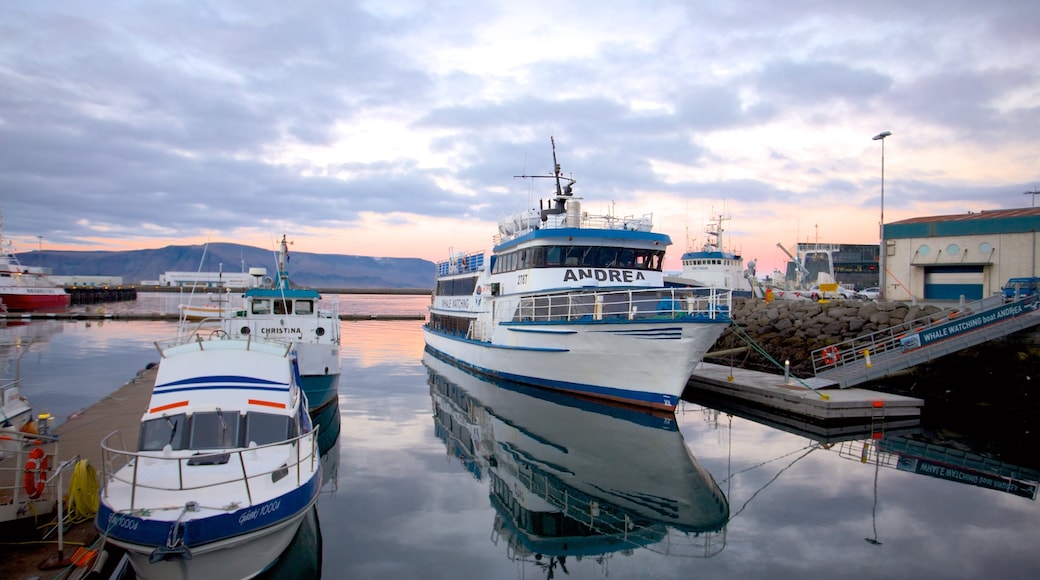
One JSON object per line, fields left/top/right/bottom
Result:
{"left": 96, "top": 332, "right": 322, "bottom": 580}
{"left": 423, "top": 138, "right": 732, "bottom": 411}
{"left": 666, "top": 213, "right": 755, "bottom": 295}
{"left": 222, "top": 235, "right": 341, "bottom": 415}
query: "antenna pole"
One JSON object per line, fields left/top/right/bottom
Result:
{"left": 551, "top": 136, "right": 563, "bottom": 197}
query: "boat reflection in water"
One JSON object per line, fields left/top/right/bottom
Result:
{"left": 425, "top": 350, "right": 729, "bottom": 573}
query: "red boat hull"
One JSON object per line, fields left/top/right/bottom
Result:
{"left": 0, "top": 291, "right": 70, "bottom": 312}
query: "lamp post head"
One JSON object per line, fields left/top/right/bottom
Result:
{"left": 872, "top": 131, "right": 892, "bottom": 141}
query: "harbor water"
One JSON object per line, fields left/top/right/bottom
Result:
{"left": 3, "top": 294, "right": 1039, "bottom": 579}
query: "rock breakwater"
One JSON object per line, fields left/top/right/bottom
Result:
{"left": 708, "top": 297, "right": 946, "bottom": 376}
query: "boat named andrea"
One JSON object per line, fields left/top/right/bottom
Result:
{"left": 423, "top": 138, "right": 732, "bottom": 411}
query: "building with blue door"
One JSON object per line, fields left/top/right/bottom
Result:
{"left": 884, "top": 207, "right": 1040, "bottom": 301}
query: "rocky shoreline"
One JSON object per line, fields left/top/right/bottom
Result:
{"left": 708, "top": 297, "right": 948, "bottom": 376}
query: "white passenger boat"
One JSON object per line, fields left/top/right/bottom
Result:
{"left": 423, "top": 139, "right": 732, "bottom": 411}
{"left": 96, "top": 332, "right": 322, "bottom": 580}
{"left": 426, "top": 351, "right": 730, "bottom": 565}
{"left": 666, "top": 213, "right": 755, "bottom": 295}
{"left": 219, "top": 235, "right": 341, "bottom": 415}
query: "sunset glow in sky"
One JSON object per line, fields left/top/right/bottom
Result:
{"left": 2, "top": 2, "right": 1038, "bottom": 275}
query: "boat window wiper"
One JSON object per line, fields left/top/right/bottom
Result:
{"left": 164, "top": 414, "right": 178, "bottom": 444}
{"left": 217, "top": 408, "right": 228, "bottom": 446}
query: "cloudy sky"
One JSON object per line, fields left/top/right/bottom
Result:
{"left": 2, "top": 1, "right": 1038, "bottom": 274}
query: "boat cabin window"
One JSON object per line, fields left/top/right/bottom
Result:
{"left": 252, "top": 299, "right": 272, "bottom": 315}
{"left": 274, "top": 299, "right": 292, "bottom": 315}
{"left": 294, "top": 300, "right": 313, "bottom": 315}
{"left": 190, "top": 410, "right": 240, "bottom": 449}
{"left": 139, "top": 413, "right": 188, "bottom": 451}
{"left": 245, "top": 413, "right": 293, "bottom": 446}
{"left": 492, "top": 245, "right": 665, "bottom": 274}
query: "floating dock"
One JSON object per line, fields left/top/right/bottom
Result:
{"left": 688, "top": 362, "right": 923, "bottom": 421}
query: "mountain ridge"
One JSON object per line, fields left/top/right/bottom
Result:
{"left": 17, "top": 242, "right": 436, "bottom": 289}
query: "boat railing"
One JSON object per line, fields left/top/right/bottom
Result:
{"left": 437, "top": 252, "right": 486, "bottom": 276}
{"left": 493, "top": 211, "right": 655, "bottom": 245}
{"left": 99, "top": 427, "right": 319, "bottom": 511}
{"left": 503, "top": 287, "right": 732, "bottom": 324}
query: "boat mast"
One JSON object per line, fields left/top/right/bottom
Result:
{"left": 277, "top": 235, "right": 291, "bottom": 291}
{"left": 551, "top": 136, "right": 563, "bottom": 197}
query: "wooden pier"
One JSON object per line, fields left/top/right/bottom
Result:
{"left": 1, "top": 366, "right": 158, "bottom": 579}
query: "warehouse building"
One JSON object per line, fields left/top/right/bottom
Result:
{"left": 883, "top": 207, "right": 1040, "bottom": 301}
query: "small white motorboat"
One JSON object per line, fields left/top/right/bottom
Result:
{"left": 96, "top": 331, "right": 321, "bottom": 580}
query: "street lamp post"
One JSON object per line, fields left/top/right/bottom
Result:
{"left": 872, "top": 131, "right": 892, "bottom": 300}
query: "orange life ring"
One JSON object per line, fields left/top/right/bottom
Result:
{"left": 821, "top": 346, "right": 839, "bottom": 365}
{"left": 24, "top": 447, "right": 49, "bottom": 499}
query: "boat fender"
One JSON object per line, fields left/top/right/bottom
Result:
{"left": 24, "top": 447, "right": 49, "bottom": 499}
{"left": 821, "top": 346, "right": 839, "bottom": 365}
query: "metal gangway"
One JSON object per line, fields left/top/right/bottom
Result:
{"left": 812, "top": 295, "right": 1040, "bottom": 388}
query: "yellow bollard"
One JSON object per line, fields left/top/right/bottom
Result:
{"left": 863, "top": 349, "right": 872, "bottom": 368}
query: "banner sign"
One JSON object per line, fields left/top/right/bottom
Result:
{"left": 901, "top": 297, "right": 1038, "bottom": 351}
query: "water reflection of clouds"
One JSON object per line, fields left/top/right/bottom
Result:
{"left": 341, "top": 320, "right": 426, "bottom": 369}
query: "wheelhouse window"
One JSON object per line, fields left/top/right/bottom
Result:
{"left": 190, "top": 410, "right": 240, "bottom": 449}
{"left": 274, "top": 300, "right": 292, "bottom": 315}
{"left": 252, "top": 299, "right": 272, "bottom": 315}
{"left": 294, "top": 300, "right": 313, "bottom": 315}
{"left": 435, "top": 276, "right": 478, "bottom": 296}
{"left": 139, "top": 413, "right": 187, "bottom": 451}
{"left": 245, "top": 413, "right": 293, "bottom": 446}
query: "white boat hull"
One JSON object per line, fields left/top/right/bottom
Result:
{"left": 424, "top": 317, "right": 727, "bottom": 409}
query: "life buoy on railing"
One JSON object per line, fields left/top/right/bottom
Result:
{"left": 24, "top": 447, "right": 49, "bottom": 499}
{"left": 821, "top": 346, "right": 839, "bottom": 365}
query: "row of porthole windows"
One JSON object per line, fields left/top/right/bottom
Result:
{"left": 917, "top": 242, "right": 994, "bottom": 256}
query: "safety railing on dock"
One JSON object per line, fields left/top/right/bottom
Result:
{"left": 812, "top": 294, "right": 1040, "bottom": 387}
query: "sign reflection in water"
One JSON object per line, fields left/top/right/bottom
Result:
{"left": 425, "top": 350, "right": 729, "bottom": 574}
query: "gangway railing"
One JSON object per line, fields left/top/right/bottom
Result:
{"left": 812, "top": 295, "right": 1040, "bottom": 388}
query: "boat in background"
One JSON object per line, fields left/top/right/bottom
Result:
{"left": 425, "top": 351, "right": 729, "bottom": 569}
{"left": 666, "top": 213, "right": 755, "bottom": 296}
{"left": 97, "top": 330, "right": 321, "bottom": 579}
{"left": 178, "top": 293, "right": 240, "bottom": 322}
{"left": 220, "top": 235, "right": 341, "bottom": 415}
{"left": 424, "top": 138, "right": 732, "bottom": 411}
{"left": 0, "top": 214, "right": 70, "bottom": 312}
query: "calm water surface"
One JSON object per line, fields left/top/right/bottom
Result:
{"left": 3, "top": 294, "right": 1039, "bottom": 579}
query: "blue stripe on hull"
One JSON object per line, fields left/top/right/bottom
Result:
{"left": 156, "top": 375, "right": 286, "bottom": 388}
{"left": 422, "top": 342, "right": 680, "bottom": 410}
{"left": 97, "top": 472, "right": 321, "bottom": 552}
